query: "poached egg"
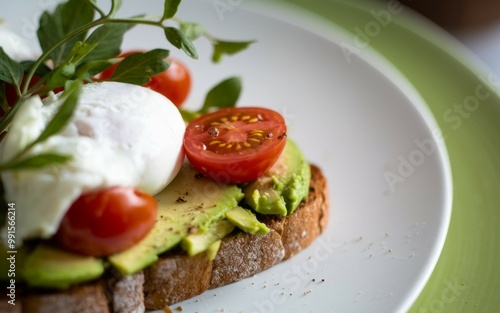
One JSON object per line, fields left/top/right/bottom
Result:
{"left": 1, "top": 82, "right": 186, "bottom": 243}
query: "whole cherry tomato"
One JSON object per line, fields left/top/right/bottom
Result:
{"left": 55, "top": 186, "right": 157, "bottom": 257}
{"left": 99, "top": 50, "right": 191, "bottom": 107}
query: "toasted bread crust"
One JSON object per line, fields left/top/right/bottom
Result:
{"left": 22, "top": 281, "right": 110, "bottom": 313}
{"left": 143, "top": 250, "right": 213, "bottom": 309}
{"left": 15, "top": 164, "right": 329, "bottom": 312}
{"left": 209, "top": 228, "right": 285, "bottom": 289}
{"left": 109, "top": 272, "right": 145, "bottom": 313}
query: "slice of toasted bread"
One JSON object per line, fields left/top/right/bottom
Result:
{"left": 10, "top": 164, "right": 328, "bottom": 312}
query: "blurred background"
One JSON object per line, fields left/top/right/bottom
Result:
{"left": 399, "top": 0, "right": 500, "bottom": 30}
{"left": 397, "top": 0, "right": 500, "bottom": 76}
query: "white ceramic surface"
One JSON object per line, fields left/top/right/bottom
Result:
{"left": 0, "top": 1, "right": 452, "bottom": 312}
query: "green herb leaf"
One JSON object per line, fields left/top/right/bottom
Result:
{"left": 108, "top": 49, "right": 170, "bottom": 85}
{"left": 164, "top": 27, "right": 198, "bottom": 59}
{"left": 65, "top": 41, "right": 99, "bottom": 66}
{"left": 200, "top": 76, "right": 241, "bottom": 113}
{"left": 28, "top": 80, "right": 82, "bottom": 149}
{"left": 81, "top": 23, "right": 134, "bottom": 62}
{"left": 0, "top": 47, "right": 24, "bottom": 86}
{"left": 179, "top": 21, "right": 206, "bottom": 41}
{"left": 0, "top": 153, "right": 72, "bottom": 171}
{"left": 179, "top": 109, "right": 199, "bottom": 122}
{"left": 37, "top": 0, "right": 94, "bottom": 67}
{"left": 42, "top": 41, "right": 98, "bottom": 92}
{"left": 179, "top": 76, "right": 242, "bottom": 122}
{"left": 75, "top": 60, "right": 113, "bottom": 81}
{"left": 162, "top": 0, "right": 182, "bottom": 20}
{"left": 37, "top": 9, "right": 65, "bottom": 66}
{"left": 43, "top": 63, "right": 76, "bottom": 93}
{"left": 212, "top": 40, "right": 255, "bottom": 63}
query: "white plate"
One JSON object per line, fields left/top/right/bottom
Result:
{"left": 1, "top": 1, "right": 453, "bottom": 312}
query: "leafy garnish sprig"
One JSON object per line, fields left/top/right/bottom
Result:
{"left": 0, "top": 0, "right": 253, "bottom": 171}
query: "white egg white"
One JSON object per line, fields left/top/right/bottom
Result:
{"left": 0, "top": 82, "right": 186, "bottom": 243}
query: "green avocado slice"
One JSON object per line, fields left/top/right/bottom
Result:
{"left": 243, "top": 139, "right": 311, "bottom": 215}
{"left": 22, "top": 244, "right": 105, "bottom": 289}
{"left": 226, "top": 206, "right": 270, "bottom": 235}
{"left": 109, "top": 162, "right": 244, "bottom": 275}
{"left": 181, "top": 219, "right": 235, "bottom": 257}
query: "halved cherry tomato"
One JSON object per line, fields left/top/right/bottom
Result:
{"left": 99, "top": 50, "right": 191, "bottom": 107}
{"left": 183, "top": 107, "right": 287, "bottom": 184}
{"left": 55, "top": 186, "right": 157, "bottom": 257}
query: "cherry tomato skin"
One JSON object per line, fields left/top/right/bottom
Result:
{"left": 55, "top": 187, "right": 157, "bottom": 257}
{"left": 99, "top": 51, "right": 191, "bottom": 107}
{"left": 183, "top": 107, "right": 287, "bottom": 184}
{"left": 145, "top": 59, "right": 191, "bottom": 107}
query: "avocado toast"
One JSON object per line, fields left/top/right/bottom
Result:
{"left": 1, "top": 142, "right": 329, "bottom": 313}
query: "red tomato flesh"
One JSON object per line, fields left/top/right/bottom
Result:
{"left": 183, "top": 107, "right": 287, "bottom": 184}
{"left": 99, "top": 50, "right": 191, "bottom": 107}
{"left": 55, "top": 186, "right": 157, "bottom": 257}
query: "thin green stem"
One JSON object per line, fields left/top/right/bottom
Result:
{"left": 85, "top": 0, "right": 106, "bottom": 18}
{"left": 14, "top": 84, "right": 22, "bottom": 99}
{"left": 26, "top": 75, "right": 49, "bottom": 96}
{"left": 22, "top": 18, "right": 106, "bottom": 94}
{"left": 107, "top": 18, "right": 162, "bottom": 27}
{"left": 108, "top": 0, "right": 119, "bottom": 18}
{"left": 202, "top": 32, "right": 217, "bottom": 44}
{"left": 0, "top": 100, "right": 22, "bottom": 133}
{"left": 0, "top": 100, "right": 9, "bottom": 115}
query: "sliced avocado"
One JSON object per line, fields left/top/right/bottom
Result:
{"left": 206, "top": 240, "right": 222, "bottom": 261}
{"left": 243, "top": 139, "right": 310, "bottom": 215}
{"left": 226, "top": 206, "right": 270, "bottom": 235}
{"left": 181, "top": 219, "right": 235, "bottom": 256}
{"left": 22, "top": 244, "right": 105, "bottom": 289}
{"left": 109, "top": 162, "right": 244, "bottom": 275}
